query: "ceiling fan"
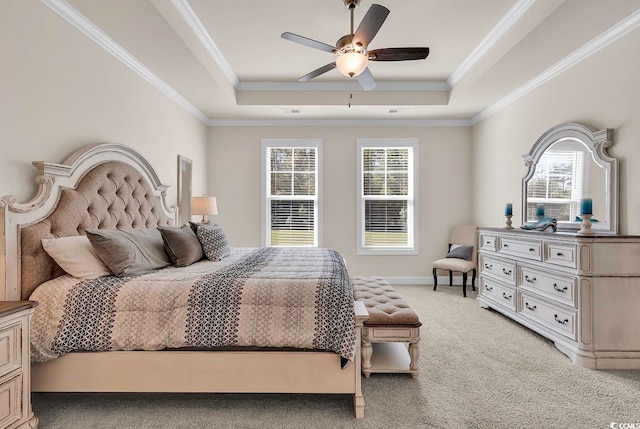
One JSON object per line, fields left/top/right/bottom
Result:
{"left": 281, "top": 0, "right": 430, "bottom": 91}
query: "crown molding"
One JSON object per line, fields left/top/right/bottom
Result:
{"left": 207, "top": 118, "right": 472, "bottom": 127}
{"left": 471, "top": 7, "right": 640, "bottom": 125}
{"left": 170, "top": 0, "right": 239, "bottom": 87}
{"left": 236, "top": 81, "right": 450, "bottom": 91}
{"left": 448, "top": 0, "right": 536, "bottom": 88}
{"left": 41, "top": 0, "right": 210, "bottom": 124}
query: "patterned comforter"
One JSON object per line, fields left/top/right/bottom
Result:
{"left": 30, "top": 247, "right": 355, "bottom": 363}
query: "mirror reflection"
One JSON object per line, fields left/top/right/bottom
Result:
{"left": 525, "top": 139, "right": 606, "bottom": 224}
{"left": 521, "top": 122, "right": 617, "bottom": 234}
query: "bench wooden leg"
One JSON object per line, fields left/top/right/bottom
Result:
{"left": 361, "top": 329, "right": 373, "bottom": 378}
{"left": 409, "top": 341, "right": 420, "bottom": 379}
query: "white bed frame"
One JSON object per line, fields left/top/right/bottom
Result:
{"left": 0, "top": 143, "right": 368, "bottom": 418}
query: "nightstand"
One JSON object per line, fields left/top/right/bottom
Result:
{"left": 0, "top": 301, "right": 38, "bottom": 429}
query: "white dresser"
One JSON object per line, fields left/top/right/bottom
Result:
{"left": 0, "top": 302, "right": 37, "bottom": 429}
{"left": 477, "top": 228, "right": 640, "bottom": 369}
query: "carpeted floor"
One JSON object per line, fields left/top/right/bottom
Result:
{"left": 32, "top": 284, "right": 640, "bottom": 428}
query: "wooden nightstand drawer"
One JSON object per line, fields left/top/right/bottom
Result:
{"left": 0, "top": 323, "right": 21, "bottom": 379}
{"left": 0, "top": 374, "right": 22, "bottom": 428}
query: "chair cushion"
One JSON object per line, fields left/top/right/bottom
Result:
{"left": 433, "top": 257, "right": 475, "bottom": 273}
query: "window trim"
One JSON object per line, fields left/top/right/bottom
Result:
{"left": 261, "top": 138, "right": 323, "bottom": 247}
{"left": 356, "top": 138, "right": 419, "bottom": 256}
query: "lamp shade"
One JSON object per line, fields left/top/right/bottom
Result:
{"left": 191, "top": 196, "right": 217, "bottom": 222}
{"left": 336, "top": 52, "right": 368, "bottom": 77}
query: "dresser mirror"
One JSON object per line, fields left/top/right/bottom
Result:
{"left": 521, "top": 122, "right": 618, "bottom": 234}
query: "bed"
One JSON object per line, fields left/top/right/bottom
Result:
{"left": 0, "top": 143, "right": 368, "bottom": 418}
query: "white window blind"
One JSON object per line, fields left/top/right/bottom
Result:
{"left": 262, "top": 140, "right": 321, "bottom": 247}
{"left": 357, "top": 139, "right": 418, "bottom": 255}
{"left": 527, "top": 150, "right": 584, "bottom": 221}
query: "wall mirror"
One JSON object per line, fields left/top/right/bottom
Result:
{"left": 521, "top": 122, "right": 618, "bottom": 234}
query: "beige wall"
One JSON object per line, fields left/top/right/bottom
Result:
{"left": 0, "top": 0, "right": 208, "bottom": 206}
{"left": 471, "top": 27, "right": 640, "bottom": 235}
{"left": 208, "top": 126, "right": 472, "bottom": 281}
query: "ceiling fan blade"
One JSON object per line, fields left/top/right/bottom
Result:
{"left": 353, "top": 4, "right": 390, "bottom": 49}
{"left": 356, "top": 67, "right": 376, "bottom": 91}
{"left": 298, "top": 62, "right": 337, "bottom": 81}
{"left": 368, "top": 47, "right": 430, "bottom": 61}
{"left": 281, "top": 32, "right": 336, "bottom": 53}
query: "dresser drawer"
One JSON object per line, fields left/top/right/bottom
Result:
{"left": 0, "top": 374, "right": 22, "bottom": 428}
{"left": 481, "top": 256, "right": 516, "bottom": 285}
{"left": 545, "top": 242, "right": 578, "bottom": 269}
{"left": 0, "top": 322, "right": 21, "bottom": 379}
{"left": 481, "top": 278, "right": 516, "bottom": 311}
{"left": 519, "top": 292, "right": 577, "bottom": 341}
{"left": 498, "top": 237, "right": 542, "bottom": 261}
{"left": 480, "top": 233, "right": 497, "bottom": 252}
{"left": 520, "top": 266, "right": 576, "bottom": 307}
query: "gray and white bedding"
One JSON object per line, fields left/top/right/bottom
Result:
{"left": 30, "top": 247, "right": 355, "bottom": 363}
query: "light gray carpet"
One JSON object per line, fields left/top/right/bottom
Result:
{"left": 32, "top": 285, "right": 640, "bottom": 428}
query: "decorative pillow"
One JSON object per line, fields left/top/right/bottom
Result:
{"left": 196, "top": 223, "right": 231, "bottom": 262}
{"left": 158, "top": 224, "right": 204, "bottom": 267}
{"left": 446, "top": 244, "right": 474, "bottom": 261}
{"left": 86, "top": 228, "right": 171, "bottom": 276}
{"left": 41, "top": 235, "right": 112, "bottom": 279}
{"left": 188, "top": 220, "right": 210, "bottom": 234}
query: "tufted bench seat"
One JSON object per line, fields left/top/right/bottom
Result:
{"left": 351, "top": 276, "right": 421, "bottom": 379}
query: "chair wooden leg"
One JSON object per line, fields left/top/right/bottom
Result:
{"left": 471, "top": 268, "right": 477, "bottom": 291}
{"left": 449, "top": 270, "right": 453, "bottom": 286}
{"left": 462, "top": 272, "right": 468, "bottom": 297}
{"left": 432, "top": 267, "right": 438, "bottom": 290}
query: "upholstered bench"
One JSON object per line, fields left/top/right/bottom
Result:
{"left": 351, "top": 276, "right": 421, "bottom": 379}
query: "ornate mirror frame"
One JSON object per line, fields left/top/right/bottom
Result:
{"left": 521, "top": 122, "right": 618, "bottom": 234}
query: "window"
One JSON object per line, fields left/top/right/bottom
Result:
{"left": 526, "top": 149, "right": 585, "bottom": 221}
{"left": 357, "top": 138, "right": 418, "bottom": 255}
{"left": 261, "top": 139, "right": 322, "bottom": 247}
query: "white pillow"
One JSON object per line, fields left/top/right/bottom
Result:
{"left": 42, "top": 235, "right": 112, "bottom": 279}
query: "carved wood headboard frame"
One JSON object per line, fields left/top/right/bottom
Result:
{"left": 0, "top": 143, "right": 176, "bottom": 301}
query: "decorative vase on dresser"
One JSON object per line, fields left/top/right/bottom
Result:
{"left": 0, "top": 302, "right": 38, "bottom": 428}
{"left": 477, "top": 228, "right": 640, "bottom": 369}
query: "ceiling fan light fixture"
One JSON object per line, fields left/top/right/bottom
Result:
{"left": 336, "top": 52, "right": 368, "bottom": 77}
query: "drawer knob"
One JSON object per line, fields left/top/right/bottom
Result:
{"left": 502, "top": 268, "right": 512, "bottom": 275}
{"left": 524, "top": 275, "right": 536, "bottom": 283}
{"left": 484, "top": 263, "right": 493, "bottom": 270}
{"left": 556, "top": 252, "right": 564, "bottom": 257}
{"left": 502, "top": 292, "right": 512, "bottom": 300}
{"left": 486, "top": 241, "right": 491, "bottom": 245}
{"left": 503, "top": 244, "right": 509, "bottom": 248}
{"left": 553, "top": 283, "right": 568, "bottom": 293}
{"left": 529, "top": 248, "right": 535, "bottom": 252}
{"left": 554, "top": 314, "right": 569, "bottom": 325}
{"left": 484, "top": 285, "right": 493, "bottom": 292}
{"left": 525, "top": 302, "right": 537, "bottom": 311}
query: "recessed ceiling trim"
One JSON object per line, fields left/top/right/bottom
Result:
{"left": 236, "top": 81, "right": 450, "bottom": 91}
{"left": 170, "top": 0, "right": 239, "bottom": 87}
{"left": 448, "top": 0, "right": 536, "bottom": 88}
{"left": 207, "top": 119, "right": 472, "bottom": 127}
{"left": 471, "top": 7, "right": 640, "bottom": 125}
{"left": 40, "top": 0, "right": 209, "bottom": 124}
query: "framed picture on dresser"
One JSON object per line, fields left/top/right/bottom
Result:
{"left": 177, "top": 155, "right": 192, "bottom": 227}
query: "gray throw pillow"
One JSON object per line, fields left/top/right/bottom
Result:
{"left": 446, "top": 244, "right": 473, "bottom": 261}
{"left": 86, "top": 228, "right": 171, "bottom": 276}
{"left": 196, "top": 223, "right": 231, "bottom": 262}
{"left": 158, "top": 224, "right": 204, "bottom": 267}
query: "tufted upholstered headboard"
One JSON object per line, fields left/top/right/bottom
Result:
{"left": 1, "top": 144, "right": 176, "bottom": 300}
